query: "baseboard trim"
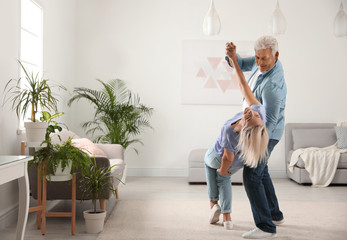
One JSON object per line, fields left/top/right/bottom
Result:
{"left": 127, "top": 168, "right": 287, "bottom": 178}
{"left": 0, "top": 203, "right": 18, "bottom": 231}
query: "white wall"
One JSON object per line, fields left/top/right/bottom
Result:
{"left": 0, "top": 0, "right": 76, "bottom": 229}
{"left": 0, "top": 0, "right": 23, "bottom": 230}
{"left": 71, "top": 0, "right": 347, "bottom": 177}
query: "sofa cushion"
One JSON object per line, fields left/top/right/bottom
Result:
{"left": 292, "top": 128, "right": 336, "bottom": 150}
{"left": 335, "top": 126, "right": 347, "bottom": 149}
{"left": 71, "top": 138, "right": 107, "bottom": 157}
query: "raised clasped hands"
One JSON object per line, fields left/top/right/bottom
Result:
{"left": 225, "top": 42, "right": 237, "bottom": 64}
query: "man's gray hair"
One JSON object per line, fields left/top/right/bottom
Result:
{"left": 254, "top": 35, "right": 279, "bottom": 56}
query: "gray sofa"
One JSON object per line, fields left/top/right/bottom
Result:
{"left": 285, "top": 123, "right": 347, "bottom": 184}
{"left": 188, "top": 148, "right": 243, "bottom": 184}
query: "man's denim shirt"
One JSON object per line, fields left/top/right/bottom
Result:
{"left": 225, "top": 55, "right": 287, "bottom": 140}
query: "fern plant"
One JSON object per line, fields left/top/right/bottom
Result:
{"left": 32, "top": 123, "right": 91, "bottom": 178}
{"left": 68, "top": 79, "right": 153, "bottom": 153}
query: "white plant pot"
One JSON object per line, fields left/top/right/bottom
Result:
{"left": 83, "top": 209, "right": 106, "bottom": 234}
{"left": 24, "top": 122, "right": 48, "bottom": 143}
{"left": 47, "top": 160, "right": 72, "bottom": 182}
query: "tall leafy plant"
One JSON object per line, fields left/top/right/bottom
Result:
{"left": 68, "top": 79, "right": 153, "bottom": 153}
{"left": 3, "top": 60, "right": 66, "bottom": 122}
{"left": 80, "top": 158, "right": 116, "bottom": 213}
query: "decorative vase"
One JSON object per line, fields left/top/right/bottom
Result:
{"left": 24, "top": 121, "right": 48, "bottom": 143}
{"left": 83, "top": 210, "right": 107, "bottom": 234}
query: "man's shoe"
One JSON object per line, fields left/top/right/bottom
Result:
{"left": 272, "top": 219, "right": 285, "bottom": 226}
{"left": 242, "top": 228, "right": 276, "bottom": 239}
{"left": 209, "top": 204, "right": 221, "bottom": 224}
{"left": 223, "top": 221, "right": 233, "bottom": 230}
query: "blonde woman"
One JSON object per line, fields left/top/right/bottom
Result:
{"left": 204, "top": 42, "right": 269, "bottom": 230}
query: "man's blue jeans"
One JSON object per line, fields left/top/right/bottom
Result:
{"left": 243, "top": 139, "right": 284, "bottom": 233}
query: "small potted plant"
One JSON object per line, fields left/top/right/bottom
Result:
{"left": 79, "top": 158, "right": 116, "bottom": 234}
{"left": 31, "top": 119, "right": 91, "bottom": 181}
{"left": 3, "top": 60, "right": 66, "bottom": 142}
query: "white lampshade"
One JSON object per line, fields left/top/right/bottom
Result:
{"left": 334, "top": 2, "right": 347, "bottom": 37}
{"left": 269, "top": 0, "right": 287, "bottom": 35}
{"left": 203, "top": 0, "right": 221, "bottom": 36}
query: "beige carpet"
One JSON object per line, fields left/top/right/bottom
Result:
{"left": 97, "top": 200, "right": 347, "bottom": 240}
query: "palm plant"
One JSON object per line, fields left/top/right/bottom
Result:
{"left": 3, "top": 60, "right": 66, "bottom": 122}
{"left": 68, "top": 79, "right": 153, "bottom": 153}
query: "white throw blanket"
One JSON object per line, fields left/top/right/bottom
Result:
{"left": 288, "top": 144, "right": 347, "bottom": 187}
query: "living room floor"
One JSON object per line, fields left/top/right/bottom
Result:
{"left": 1, "top": 177, "right": 347, "bottom": 240}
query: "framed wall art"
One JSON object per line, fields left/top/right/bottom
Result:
{"left": 181, "top": 40, "right": 254, "bottom": 105}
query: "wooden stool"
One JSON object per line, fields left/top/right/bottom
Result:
{"left": 22, "top": 142, "right": 76, "bottom": 235}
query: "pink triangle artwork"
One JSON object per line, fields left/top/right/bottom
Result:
{"left": 204, "top": 76, "right": 218, "bottom": 88}
{"left": 182, "top": 40, "right": 253, "bottom": 105}
{"left": 196, "top": 68, "right": 206, "bottom": 78}
{"left": 217, "top": 80, "right": 232, "bottom": 93}
{"left": 207, "top": 57, "right": 222, "bottom": 70}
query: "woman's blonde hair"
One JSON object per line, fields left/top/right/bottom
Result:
{"left": 236, "top": 125, "right": 269, "bottom": 168}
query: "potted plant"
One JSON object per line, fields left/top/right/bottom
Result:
{"left": 67, "top": 79, "right": 153, "bottom": 153}
{"left": 79, "top": 157, "right": 116, "bottom": 234}
{"left": 31, "top": 120, "right": 91, "bottom": 181}
{"left": 3, "top": 60, "right": 66, "bottom": 142}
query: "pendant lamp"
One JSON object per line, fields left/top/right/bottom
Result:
{"left": 334, "top": 2, "right": 347, "bottom": 37}
{"left": 269, "top": 0, "right": 287, "bottom": 35}
{"left": 203, "top": 0, "right": 221, "bottom": 36}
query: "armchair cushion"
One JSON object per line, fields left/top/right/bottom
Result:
{"left": 71, "top": 138, "right": 107, "bottom": 157}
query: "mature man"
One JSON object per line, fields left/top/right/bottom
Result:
{"left": 225, "top": 35, "right": 287, "bottom": 239}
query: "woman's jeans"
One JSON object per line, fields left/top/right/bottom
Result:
{"left": 243, "top": 139, "right": 284, "bottom": 233}
{"left": 204, "top": 145, "right": 242, "bottom": 214}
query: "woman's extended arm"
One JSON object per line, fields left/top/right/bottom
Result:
{"left": 225, "top": 42, "right": 260, "bottom": 106}
{"left": 217, "top": 148, "right": 234, "bottom": 176}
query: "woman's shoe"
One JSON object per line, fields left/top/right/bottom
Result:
{"left": 209, "top": 204, "right": 221, "bottom": 224}
{"left": 223, "top": 221, "right": 233, "bottom": 230}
